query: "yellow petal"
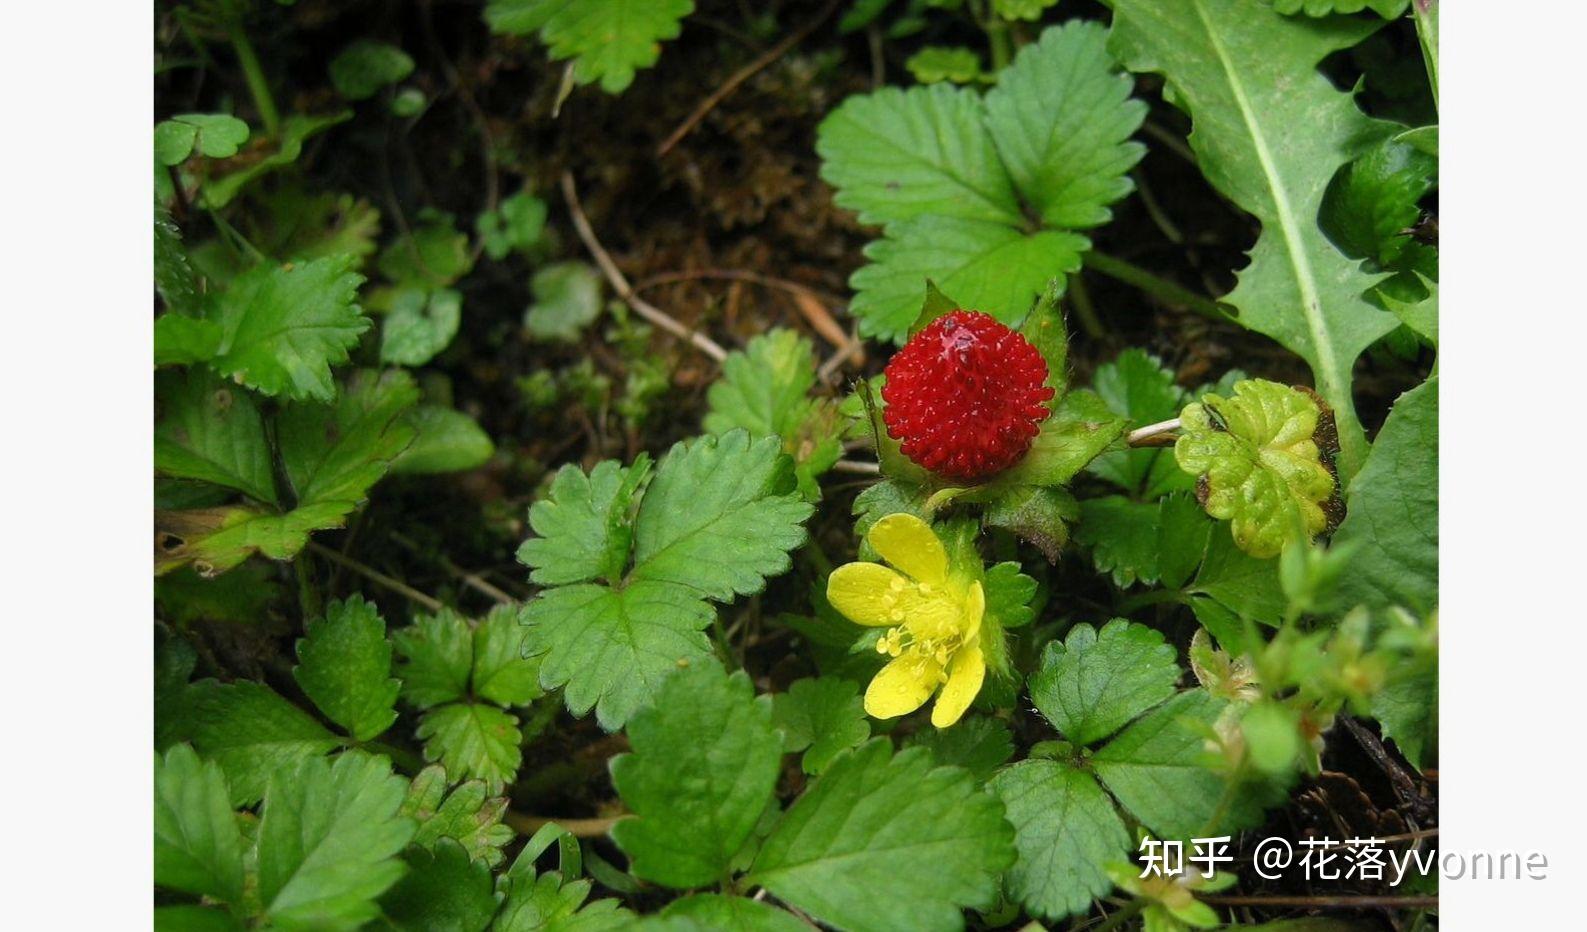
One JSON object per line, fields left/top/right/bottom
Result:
{"left": 867, "top": 513, "right": 948, "bottom": 586}
{"left": 865, "top": 653, "right": 940, "bottom": 719}
{"left": 960, "top": 580, "right": 985, "bottom": 640}
{"left": 827, "top": 562, "right": 909, "bottom": 626}
{"left": 931, "top": 640, "right": 986, "bottom": 728}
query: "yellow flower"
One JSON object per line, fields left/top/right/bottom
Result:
{"left": 826, "top": 513, "right": 986, "bottom": 728}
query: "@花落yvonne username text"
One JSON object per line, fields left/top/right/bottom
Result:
{"left": 1137, "top": 836, "right": 1549, "bottom": 884}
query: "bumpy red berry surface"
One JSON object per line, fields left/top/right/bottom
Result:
{"left": 881, "top": 310, "right": 1055, "bottom": 482}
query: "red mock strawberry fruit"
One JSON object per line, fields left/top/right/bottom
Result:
{"left": 881, "top": 310, "right": 1055, "bottom": 482}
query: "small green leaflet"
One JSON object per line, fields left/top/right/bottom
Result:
{"left": 380, "top": 287, "right": 462, "bottom": 366}
{"left": 610, "top": 665, "right": 784, "bottom": 888}
{"left": 990, "top": 759, "right": 1130, "bottom": 921}
{"left": 906, "top": 46, "right": 984, "bottom": 85}
{"left": 155, "top": 368, "right": 278, "bottom": 505}
{"left": 155, "top": 113, "right": 250, "bottom": 165}
{"left": 704, "top": 328, "right": 841, "bottom": 495}
{"left": 494, "top": 871, "right": 634, "bottom": 931}
{"left": 477, "top": 191, "right": 548, "bottom": 260}
{"left": 416, "top": 702, "right": 524, "bottom": 793}
{"left": 401, "top": 765, "right": 515, "bottom": 868}
{"left": 770, "top": 677, "right": 871, "bottom": 775}
{"left": 204, "top": 111, "right": 352, "bottom": 208}
{"left": 1030, "top": 619, "right": 1180, "bottom": 745}
{"left": 389, "top": 405, "right": 496, "bottom": 475}
{"left": 378, "top": 211, "right": 474, "bottom": 290}
{"left": 183, "top": 680, "right": 341, "bottom": 807}
{"left": 1105, "top": 0, "right": 1398, "bottom": 475}
{"left": 329, "top": 40, "right": 415, "bottom": 100}
{"left": 379, "top": 839, "right": 498, "bottom": 932}
{"left": 525, "top": 261, "right": 604, "bottom": 342}
{"left": 484, "top": 0, "right": 695, "bottom": 94}
{"left": 519, "top": 457, "right": 652, "bottom": 587}
{"left": 293, "top": 595, "right": 400, "bottom": 742}
{"left": 154, "top": 744, "right": 247, "bottom": 906}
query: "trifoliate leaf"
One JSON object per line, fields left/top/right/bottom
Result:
{"left": 395, "top": 609, "right": 475, "bottom": 709}
{"left": 155, "top": 744, "right": 246, "bottom": 905}
{"left": 417, "top": 702, "right": 523, "bottom": 791}
{"left": 1075, "top": 496, "right": 1161, "bottom": 588}
{"left": 629, "top": 431, "right": 813, "bottom": 600}
{"left": 155, "top": 113, "right": 250, "bottom": 165}
{"left": 381, "top": 287, "right": 462, "bottom": 366}
{"left": 155, "top": 206, "right": 202, "bottom": 318}
{"left": 154, "top": 503, "right": 355, "bottom": 577}
{"left": 704, "top": 329, "right": 819, "bottom": 441}
{"left": 1320, "top": 136, "right": 1437, "bottom": 268}
{"left": 390, "top": 405, "right": 496, "bottom": 475}
{"left": 378, "top": 212, "right": 473, "bottom": 290}
{"left": 329, "top": 40, "right": 415, "bottom": 100}
{"left": 746, "top": 742, "right": 1015, "bottom": 932}
{"left": 402, "top": 766, "right": 515, "bottom": 868}
{"left": 1093, "top": 691, "right": 1282, "bottom": 839}
{"left": 850, "top": 217, "right": 1087, "bottom": 342}
{"left": 204, "top": 111, "right": 352, "bottom": 208}
{"left": 771, "top": 677, "right": 870, "bottom": 775}
{"left": 1175, "top": 379, "right": 1337, "bottom": 558}
{"left": 522, "top": 582, "right": 714, "bottom": 731}
{"left": 473, "top": 603, "right": 542, "bottom": 707}
{"left": 1087, "top": 349, "right": 1191, "bottom": 499}
{"left": 525, "top": 261, "right": 604, "bottom": 343}
{"left": 905, "top": 47, "right": 983, "bottom": 84}
{"left": 1031, "top": 619, "right": 1180, "bottom": 745}
{"left": 650, "top": 895, "right": 809, "bottom": 931}
{"left": 518, "top": 458, "right": 652, "bottom": 586}
{"left": 379, "top": 839, "right": 497, "bottom": 932}
{"left": 256, "top": 751, "right": 415, "bottom": 929}
{"left": 185, "top": 680, "right": 340, "bottom": 806}
{"left": 816, "top": 83, "right": 1021, "bottom": 228}
{"left": 983, "top": 561, "right": 1037, "bottom": 628}
{"left": 999, "top": 388, "right": 1129, "bottom": 488}
{"left": 155, "top": 368, "right": 277, "bottom": 504}
{"left": 990, "top": 759, "right": 1130, "bottom": 920}
{"left": 484, "top": 0, "right": 694, "bottom": 94}
{"left": 905, "top": 715, "right": 1014, "bottom": 782}
{"left": 1187, "top": 523, "right": 1286, "bottom": 625}
{"left": 293, "top": 595, "right": 399, "bottom": 741}
{"left": 610, "top": 665, "right": 783, "bottom": 888}
{"left": 477, "top": 191, "right": 549, "bottom": 260}
{"left": 1332, "top": 377, "right": 1437, "bottom": 611}
{"left": 1106, "top": 0, "right": 1398, "bottom": 472}
{"left": 1267, "top": 0, "right": 1408, "bottom": 16}
{"left": 276, "top": 367, "right": 418, "bottom": 527}
{"left": 206, "top": 255, "right": 370, "bottom": 402}
{"left": 494, "top": 872, "right": 634, "bottom": 932}
{"left": 984, "top": 21, "right": 1146, "bottom": 229}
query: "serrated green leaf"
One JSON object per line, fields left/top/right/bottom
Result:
{"left": 402, "top": 765, "right": 515, "bottom": 868}
{"left": 379, "top": 212, "right": 474, "bottom": 290}
{"left": 1105, "top": 0, "right": 1398, "bottom": 473}
{"left": 905, "top": 46, "right": 983, "bottom": 84}
{"left": 156, "top": 113, "right": 250, "bottom": 165}
{"left": 390, "top": 405, "right": 496, "bottom": 475}
{"left": 610, "top": 665, "right": 783, "bottom": 887}
{"left": 522, "top": 581, "right": 715, "bottom": 730}
{"left": 154, "top": 502, "right": 355, "bottom": 577}
{"left": 1031, "top": 619, "right": 1180, "bottom": 745}
{"left": 473, "top": 603, "right": 542, "bottom": 706}
{"left": 1381, "top": 275, "right": 1437, "bottom": 348}
{"left": 817, "top": 83, "right": 1021, "bottom": 228}
{"left": 771, "top": 677, "right": 871, "bottom": 775}
{"left": 494, "top": 871, "right": 634, "bottom": 932}
{"left": 746, "top": 741, "right": 1015, "bottom": 932}
{"left": 851, "top": 217, "right": 1087, "bottom": 342}
{"left": 1320, "top": 136, "right": 1436, "bottom": 268}
{"left": 418, "top": 702, "right": 523, "bottom": 791}
{"left": 518, "top": 458, "right": 651, "bottom": 586}
{"left": 205, "top": 255, "right": 370, "bottom": 402}
{"left": 204, "top": 111, "right": 351, "bottom": 208}
{"left": 484, "top": 0, "right": 694, "bottom": 94}
{"left": 381, "top": 287, "right": 462, "bottom": 366}
{"left": 985, "top": 21, "right": 1146, "bottom": 229}
{"left": 156, "top": 314, "right": 225, "bottom": 366}
{"left": 277, "top": 368, "right": 418, "bottom": 518}
{"left": 983, "top": 561, "right": 1037, "bottom": 628}
{"left": 1093, "top": 691, "right": 1282, "bottom": 839}
{"left": 650, "top": 894, "right": 809, "bottom": 931}
{"left": 1188, "top": 523, "right": 1286, "bottom": 624}
{"left": 379, "top": 839, "right": 497, "bottom": 932}
{"left": 395, "top": 609, "right": 475, "bottom": 709}
{"left": 704, "top": 329, "right": 819, "bottom": 441}
{"left": 905, "top": 715, "right": 1014, "bottom": 782}
{"left": 1076, "top": 496, "right": 1161, "bottom": 588}
{"left": 256, "top": 750, "right": 415, "bottom": 929}
{"left": 1157, "top": 492, "right": 1213, "bottom": 590}
{"left": 525, "top": 261, "right": 604, "bottom": 342}
{"left": 250, "top": 186, "right": 383, "bottom": 268}
{"left": 630, "top": 431, "right": 813, "bottom": 600}
{"left": 1176, "top": 379, "right": 1336, "bottom": 558}
{"left": 1267, "top": 0, "right": 1408, "bottom": 16}
{"left": 998, "top": 388, "right": 1128, "bottom": 488}
{"left": 185, "top": 680, "right": 340, "bottom": 806}
{"left": 1332, "top": 377, "right": 1437, "bottom": 611}
{"left": 1374, "top": 663, "right": 1436, "bottom": 770}
{"left": 990, "top": 759, "right": 1130, "bottom": 920}
{"left": 329, "top": 40, "right": 415, "bottom": 100}
{"left": 293, "top": 595, "right": 399, "bottom": 741}
{"left": 1087, "top": 349, "right": 1191, "bottom": 498}
{"left": 155, "top": 744, "right": 246, "bottom": 905}
{"left": 155, "top": 368, "right": 277, "bottom": 504}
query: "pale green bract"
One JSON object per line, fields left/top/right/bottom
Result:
{"left": 1175, "top": 379, "right": 1336, "bottom": 559}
